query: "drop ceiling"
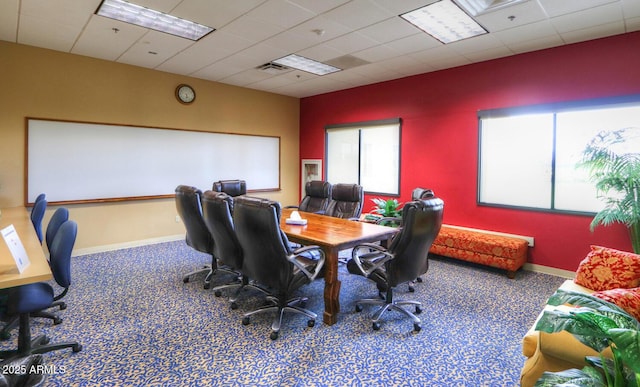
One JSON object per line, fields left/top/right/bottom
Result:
{"left": 2, "top": 0, "right": 639, "bottom": 98}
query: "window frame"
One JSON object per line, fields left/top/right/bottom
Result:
{"left": 477, "top": 94, "right": 640, "bottom": 215}
{"left": 325, "top": 118, "right": 402, "bottom": 196}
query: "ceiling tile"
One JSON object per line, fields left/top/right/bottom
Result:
{"left": 0, "top": 0, "right": 19, "bottom": 42}
{"left": 475, "top": 0, "right": 547, "bottom": 32}
{"left": 246, "top": 0, "right": 317, "bottom": 29}
{"left": 357, "top": 17, "right": 422, "bottom": 44}
{"left": 550, "top": 3, "right": 624, "bottom": 34}
{"left": 538, "top": 0, "right": 619, "bottom": 18}
{"left": 322, "top": 0, "right": 393, "bottom": 30}
{"left": 72, "top": 15, "right": 147, "bottom": 61}
{"left": 170, "top": 0, "right": 266, "bottom": 29}
{"left": 117, "top": 30, "right": 193, "bottom": 68}
{"left": 560, "top": 21, "right": 626, "bottom": 44}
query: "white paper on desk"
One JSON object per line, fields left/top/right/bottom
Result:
{"left": 1, "top": 225, "right": 31, "bottom": 273}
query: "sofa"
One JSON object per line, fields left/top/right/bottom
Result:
{"left": 520, "top": 245, "right": 640, "bottom": 387}
{"left": 429, "top": 225, "right": 529, "bottom": 278}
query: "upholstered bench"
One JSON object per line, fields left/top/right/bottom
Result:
{"left": 429, "top": 225, "right": 529, "bottom": 278}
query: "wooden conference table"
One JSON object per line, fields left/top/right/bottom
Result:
{"left": 280, "top": 208, "right": 398, "bottom": 325}
{"left": 0, "top": 207, "right": 52, "bottom": 289}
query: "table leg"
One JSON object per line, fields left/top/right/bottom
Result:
{"left": 322, "top": 246, "right": 340, "bottom": 325}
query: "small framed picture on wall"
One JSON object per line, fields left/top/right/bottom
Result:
{"left": 301, "top": 159, "right": 322, "bottom": 198}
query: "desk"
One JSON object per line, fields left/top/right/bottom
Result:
{"left": 0, "top": 207, "right": 52, "bottom": 289}
{"left": 281, "top": 208, "right": 398, "bottom": 325}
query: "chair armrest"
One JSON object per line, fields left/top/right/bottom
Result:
{"left": 351, "top": 243, "right": 393, "bottom": 276}
{"left": 284, "top": 205, "right": 299, "bottom": 209}
{"left": 290, "top": 245, "right": 325, "bottom": 281}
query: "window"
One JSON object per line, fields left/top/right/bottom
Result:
{"left": 478, "top": 96, "right": 640, "bottom": 213}
{"left": 326, "top": 119, "right": 401, "bottom": 195}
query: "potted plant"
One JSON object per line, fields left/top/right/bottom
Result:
{"left": 363, "top": 198, "right": 403, "bottom": 226}
{"left": 535, "top": 289, "right": 640, "bottom": 386}
{"left": 579, "top": 127, "right": 640, "bottom": 253}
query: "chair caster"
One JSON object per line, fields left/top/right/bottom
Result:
{"left": 355, "top": 304, "right": 363, "bottom": 312}
{"left": 203, "top": 282, "right": 211, "bottom": 290}
{"left": 230, "top": 302, "right": 238, "bottom": 310}
{"left": 214, "top": 290, "right": 222, "bottom": 297}
{"left": 242, "top": 317, "right": 250, "bottom": 325}
{"left": 270, "top": 331, "right": 279, "bottom": 340}
{"left": 413, "top": 323, "right": 422, "bottom": 332}
{"left": 416, "top": 277, "right": 423, "bottom": 283}
{"left": 415, "top": 306, "right": 422, "bottom": 314}
{"left": 72, "top": 343, "right": 82, "bottom": 352}
{"left": 307, "top": 320, "right": 315, "bottom": 328}
{"left": 53, "top": 317, "right": 63, "bottom": 325}
{"left": 183, "top": 277, "right": 190, "bottom": 284}
{"left": 408, "top": 285, "right": 415, "bottom": 292}
{"left": 59, "top": 303, "right": 67, "bottom": 310}
{"left": 40, "top": 336, "right": 50, "bottom": 345}
{"left": 0, "top": 331, "right": 10, "bottom": 340}
{"left": 372, "top": 322, "right": 381, "bottom": 331}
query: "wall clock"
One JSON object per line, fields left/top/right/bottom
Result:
{"left": 175, "top": 84, "right": 195, "bottom": 104}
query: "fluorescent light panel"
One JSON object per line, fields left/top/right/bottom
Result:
{"left": 96, "top": 0, "right": 214, "bottom": 41}
{"left": 272, "top": 54, "right": 341, "bottom": 76}
{"left": 400, "top": 0, "right": 487, "bottom": 44}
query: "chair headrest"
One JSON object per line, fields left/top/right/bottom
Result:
{"left": 412, "top": 188, "right": 435, "bottom": 200}
{"left": 305, "top": 180, "right": 331, "bottom": 198}
{"left": 212, "top": 180, "right": 246, "bottom": 196}
{"left": 175, "top": 185, "right": 202, "bottom": 196}
{"left": 331, "top": 184, "right": 363, "bottom": 202}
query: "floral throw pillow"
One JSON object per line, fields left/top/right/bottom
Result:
{"left": 574, "top": 245, "right": 640, "bottom": 291}
{"left": 592, "top": 287, "right": 640, "bottom": 321}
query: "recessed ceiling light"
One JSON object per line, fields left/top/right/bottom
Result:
{"left": 95, "top": 0, "right": 214, "bottom": 41}
{"left": 272, "top": 54, "right": 341, "bottom": 76}
{"left": 400, "top": 0, "right": 487, "bottom": 44}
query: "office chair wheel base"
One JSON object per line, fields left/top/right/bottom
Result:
{"left": 307, "top": 320, "right": 315, "bottom": 328}
{"left": 230, "top": 302, "right": 238, "bottom": 310}
{"left": 53, "top": 317, "right": 63, "bottom": 325}
{"left": 413, "top": 323, "right": 421, "bottom": 332}
{"left": 372, "top": 322, "right": 381, "bottom": 331}
{"left": 73, "top": 344, "right": 82, "bottom": 352}
{"left": 214, "top": 290, "right": 222, "bottom": 297}
{"left": 242, "top": 317, "right": 250, "bottom": 325}
{"left": 355, "top": 304, "right": 363, "bottom": 312}
{"left": 270, "top": 331, "right": 279, "bottom": 340}
{"left": 415, "top": 306, "right": 422, "bottom": 314}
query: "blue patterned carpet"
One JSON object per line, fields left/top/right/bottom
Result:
{"left": 0, "top": 241, "right": 565, "bottom": 386}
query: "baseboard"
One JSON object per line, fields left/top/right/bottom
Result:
{"left": 74, "top": 234, "right": 184, "bottom": 256}
{"left": 523, "top": 263, "right": 575, "bottom": 279}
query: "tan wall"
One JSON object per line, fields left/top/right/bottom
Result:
{"left": 0, "top": 41, "right": 300, "bottom": 251}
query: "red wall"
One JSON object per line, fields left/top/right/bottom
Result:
{"left": 300, "top": 31, "right": 640, "bottom": 272}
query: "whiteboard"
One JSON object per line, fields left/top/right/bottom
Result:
{"left": 26, "top": 118, "right": 280, "bottom": 204}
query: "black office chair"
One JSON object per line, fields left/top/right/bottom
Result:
{"left": 1, "top": 208, "right": 71, "bottom": 339}
{"left": 175, "top": 185, "right": 234, "bottom": 289}
{"left": 0, "top": 220, "right": 82, "bottom": 359}
{"left": 233, "top": 196, "right": 325, "bottom": 340}
{"left": 325, "top": 183, "right": 364, "bottom": 219}
{"left": 0, "top": 354, "right": 47, "bottom": 386}
{"left": 201, "top": 191, "right": 267, "bottom": 309}
{"left": 287, "top": 180, "right": 332, "bottom": 214}
{"left": 212, "top": 179, "right": 246, "bottom": 197}
{"left": 30, "top": 198, "right": 47, "bottom": 244}
{"left": 347, "top": 195, "right": 444, "bottom": 332}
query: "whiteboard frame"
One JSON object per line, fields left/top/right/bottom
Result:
{"left": 25, "top": 118, "right": 281, "bottom": 205}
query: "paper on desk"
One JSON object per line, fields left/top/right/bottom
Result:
{"left": 1, "top": 224, "right": 31, "bottom": 273}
